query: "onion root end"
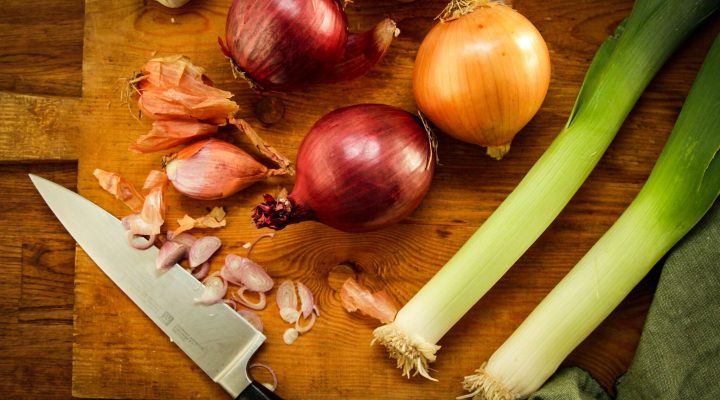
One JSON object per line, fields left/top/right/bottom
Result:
{"left": 486, "top": 144, "right": 511, "bottom": 160}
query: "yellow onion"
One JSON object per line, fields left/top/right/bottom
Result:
{"left": 413, "top": 1, "right": 551, "bottom": 159}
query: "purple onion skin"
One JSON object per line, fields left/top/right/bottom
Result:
{"left": 225, "top": 0, "right": 347, "bottom": 91}
{"left": 292, "top": 104, "right": 435, "bottom": 232}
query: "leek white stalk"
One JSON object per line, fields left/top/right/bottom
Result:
{"left": 373, "top": 0, "right": 720, "bottom": 379}
{"left": 462, "top": 32, "right": 720, "bottom": 400}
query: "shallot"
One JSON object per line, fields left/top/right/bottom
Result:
{"left": 253, "top": 104, "right": 435, "bottom": 232}
{"left": 165, "top": 138, "right": 291, "bottom": 200}
{"left": 222, "top": 0, "right": 398, "bottom": 91}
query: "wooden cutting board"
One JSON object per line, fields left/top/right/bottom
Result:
{"left": 71, "top": 0, "right": 720, "bottom": 398}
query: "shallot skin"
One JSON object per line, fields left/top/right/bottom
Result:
{"left": 291, "top": 104, "right": 435, "bottom": 232}
{"left": 225, "top": 0, "right": 347, "bottom": 90}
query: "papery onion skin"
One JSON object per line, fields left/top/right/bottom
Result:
{"left": 253, "top": 104, "right": 435, "bottom": 232}
{"left": 223, "top": 0, "right": 397, "bottom": 91}
{"left": 413, "top": 2, "right": 550, "bottom": 159}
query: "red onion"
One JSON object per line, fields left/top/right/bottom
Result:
{"left": 222, "top": 0, "right": 398, "bottom": 91}
{"left": 253, "top": 104, "right": 435, "bottom": 233}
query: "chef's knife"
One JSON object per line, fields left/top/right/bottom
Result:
{"left": 30, "top": 174, "right": 281, "bottom": 400}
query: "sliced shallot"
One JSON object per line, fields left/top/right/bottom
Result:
{"left": 340, "top": 277, "right": 398, "bottom": 324}
{"left": 296, "top": 282, "right": 315, "bottom": 319}
{"left": 276, "top": 279, "right": 320, "bottom": 340}
{"left": 232, "top": 287, "right": 267, "bottom": 310}
{"left": 195, "top": 273, "right": 227, "bottom": 305}
{"left": 167, "top": 232, "right": 197, "bottom": 250}
{"left": 192, "top": 260, "right": 211, "bottom": 280}
{"left": 156, "top": 240, "right": 186, "bottom": 270}
{"left": 221, "top": 254, "right": 274, "bottom": 292}
{"left": 188, "top": 235, "right": 221, "bottom": 268}
{"left": 282, "top": 328, "right": 299, "bottom": 345}
{"left": 124, "top": 229, "right": 156, "bottom": 250}
{"left": 295, "top": 313, "right": 317, "bottom": 334}
{"left": 248, "top": 363, "right": 277, "bottom": 392}
{"left": 276, "top": 280, "right": 299, "bottom": 324}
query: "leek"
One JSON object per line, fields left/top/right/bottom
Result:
{"left": 461, "top": 32, "right": 720, "bottom": 400}
{"left": 373, "top": 0, "right": 720, "bottom": 379}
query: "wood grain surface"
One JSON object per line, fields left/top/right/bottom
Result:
{"left": 1, "top": 0, "right": 719, "bottom": 399}
{"left": 0, "top": 1, "right": 82, "bottom": 398}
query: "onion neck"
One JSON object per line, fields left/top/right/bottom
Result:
{"left": 321, "top": 18, "right": 399, "bottom": 83}
{"left": 438, "top": 0, "right": 498, "bottom": 22}
{"left": 252, "top": 191, "right": 315, "bottom": 230}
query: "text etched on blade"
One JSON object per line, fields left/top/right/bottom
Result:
{"left": 172, "top": 324, "right": 206, "bottom": 352}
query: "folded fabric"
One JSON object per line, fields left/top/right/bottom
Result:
{"left": 530, "top": 200, "right": 720, "bottom": 400}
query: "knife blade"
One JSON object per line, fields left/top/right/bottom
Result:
{"left": 30, "top": 174, "right": 281, "bottom": 400}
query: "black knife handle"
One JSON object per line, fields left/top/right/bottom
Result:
{"left": 236, "top": 380, "right": 283, "bottom": 400}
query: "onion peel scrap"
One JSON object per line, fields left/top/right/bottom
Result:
{"left": 173, "top": 206, "right": 227, "bottom": 236}
{"left": 340, "top": 277, "right": 398, "bottom": 324}
{"left": 93, "top": 168, "right": 144, "bottom": 213}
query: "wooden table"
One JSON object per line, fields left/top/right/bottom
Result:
{"left": 1, "top": 0, "right": 718, "bottom": 398}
